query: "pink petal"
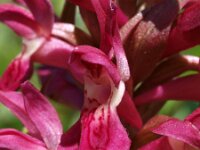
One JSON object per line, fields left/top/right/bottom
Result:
{"left": 134, "top": 115, "right": 171, "bottom": 149}
{"left": 52, "top": 23, "right": 93, "bottom": 46}
{"left": 69, "top": 46, "right": 121, "bottom": 85}
{"left": 60, "top": 121, "right": 81, "bottom": 150}
{"left": 185, "top": 107, "right": 200, "bottom": 130}
{"left": 32, "top": 37, "right": 74, "bottom": 69}
{"left": 80, "top": 105, "right": 131, "bottom": 150}
{"left": 0, "top": 129, "right": 46, "bottom": 150}
{"left": 69, "top": 0, "right": 94, "bottom": 11}
{"left": 164, "top": 1, "right": 200, "bottom": 56}
{"left": 0, "top": 4, "right": 38, "bottom": 38}
{"left": 135, "top": 74, "right": 200, "bottom": 105}
{"left": 0, "top": 52, "right": 32, "bottom": 91}
{"left": 80, "top": 73, "right": 130, "bottom": 149}
{"left": 0, "top": 91, "right": 39, "bottom": 136}
{"left": 21, "top": 82, "right": 63, "bottom": 150}
{"left": 117, "top": 91, "right": 142, "bottom": 129}
{"left": 139, "top": 137, "right": 172, "bottom": 150}
{"left": 153, "top": 119, "right": 200, "bottom": 148}
{"left": 23, "top": 0, "right": 54, "bottom": 36}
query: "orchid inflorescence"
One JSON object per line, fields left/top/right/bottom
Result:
{"left": 0, "top": 0, "right": 200, "bottom": 149}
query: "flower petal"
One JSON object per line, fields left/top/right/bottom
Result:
{"left": 80, "top": 105, "right": 131, "bottom": 150}
{"left": 185, "top": 107, "right": 200, "bottom": 130}
{"left": 0, "top": 91, "right": 39, "bottom": 136}
{"left": 139, "top": 137, "right": 172, "bottom": 150}
{"left": 117, "top": 91, "right": 142, "bottom": 129}
{"left": 118, "top": 0, "right": 137, "bottom": 17}
{"left": 69, "top": 46, "right": 121, "bottom": 85}
{"left": 61, "top": 1, "right": 76, "bottom": 23}
{"left": 135, "top": 115, "right": 171, "bottom": 149}
{"left": 79, "top": 9, "right": 100, "bottom": 45}
{"left": 0, "top": 129, "right": 46, "bottom": 150}
{"left": 0, "top": 52, "right": 32, "bottom": 91}
{"left": 135, "top": 74, "right": 200, "bottom": 105}
{"left": 23, "top": 0, "right": 54, "bottom": 36}
{"left": 80, "top": 80, "right": 130, "bottom": 150}
{"left": 153, "top": 119, "right": 200, "bottom": 148}
{"left": 69, "top": 0, "right": 94, "bottom": 11}
{"left": 136, "top": 55, "right": 200, "bottom": 92}
{"left": 0, "top": 4, "right": 38, "bottom": 38}
{"left": 52, "top": 23, "right": 93, "bottom": 46}
{"left": 60, "top": 121, "right": 81, "bottom": 150}
{"left": 125, "top": 0, "right": 179, "bottom": 83}
{"left": 32, "top": 37, "right": 74, "bottom": 69}
{"left": 21, "top": 82, "right": 62, "bottom": 150}
{"left": 164, "top": 1, "right": 200, "bottom": 56}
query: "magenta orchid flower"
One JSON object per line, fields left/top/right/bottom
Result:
{"left": 0, "top": 0, "right": 54, "bottom": 90}
{"left": 1, "top": 0, "right": 200, "bottom": 149}
{"left": 0, "top": 82, "right": 63, "bottom": 150}
{"left": 0, "top": 0, "right": 84, "bottom": 91}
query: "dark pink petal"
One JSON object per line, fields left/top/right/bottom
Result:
{"left": 32, "top": 37, "right": 74, "bottom": 69}
{"left": 125, "top": 0, "right": 179, "bottom": 83}
{"left": 0, "top": 129, "right": 46, "bottom": 150}
{"left": 0, "top": 52, "right": 32, "bottom": 91}
{"left": 38, "top": 66, "right": 83, "bottom": 109}
{"left": 139, "top": 137, "right": 172, "bottom": 150}
{"left": 135, "top": 74, "right": 200, "bottom": 105}
{"left": 118, "top": 0, "right": 137, "bottom": 17}
{"left": 23, "top": 0, "right": 54, "bottom": 36}
{"left": 69, "top": 0, "right": 94, "bottom": 11}
{"left": 168, "top": 138, "right": 198, "bottom": 150}
{"left": 69, "top": 46, "right": 121, "bottom": 85}
{"left": 117, "top": 91, "right": 142, "bottom": 129}
{"left": 185, "top": 107, "right": 200, "bottom": 130}
{"left": 61, "top": 1, "right": 76, "bottom": 23}
{"left": 120, "top": 12, "right": 143, "bottom": 42}
{"left": 21, "top": 82, "right": 62, "bottom": 150}
{"left": 136, "top": 55, "right": 200, "bottom": 93}
{"left": 60, "top": 121, "right": 81, "bottom": 150}
{"left": 79, "top": 9, "right": 100, "bottom": 45}
{"left": 52, "top": 23, "right": 93, "bottom": 46}
{"left": 153, "top": 119, "right": 200, "bottom": 148}
{"left": 164, "top": 1, "right": 200, "bottom": 57}
{"left": 116, "top": 7, "right": 128, "bottom": 27}
{"left": 0, "top": 91, "right": 39, "bottom": 136}
{"left": 80, "top": 105, "right": 131, "bottom": 150}
{"left": 0, "top": 4, "right": 39, "bottom": 38}
{"left": 134, "top": 115, "right": 171, "bottom": 149}
{"left": 70, "top": 0, "right": 128, "bottom": 27}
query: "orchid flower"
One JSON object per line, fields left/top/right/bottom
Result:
{"left": 0, "top": 82, "right": 67, "bottom": 150}
{"left": 0, "top": 0, "right": 200, "bottom": 149}
{"left": 0, "top": 0, "right": 89, "bottom": 91}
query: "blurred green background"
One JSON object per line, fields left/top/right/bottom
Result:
{"left": 0, "top": 0, "right": 199, "bottom": 132}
